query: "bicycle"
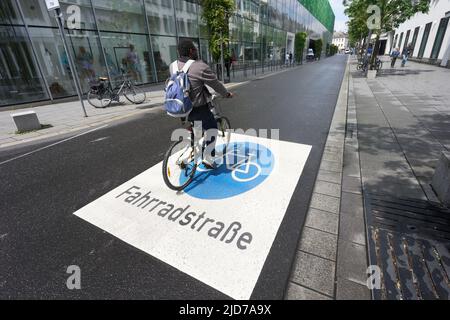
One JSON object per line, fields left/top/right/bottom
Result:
{"left": 87, "top": 74, "right": 146, "bottom": 108}
{"left": 375, "top": 58, "right": 383, "bottom": 70}
{"left": 162, "top": 95, "right": 231, "bottom": 191}
{"left": 357, "top": 57, "right": 382, "bottom": 72}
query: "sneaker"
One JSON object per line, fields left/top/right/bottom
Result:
{"left": 201, "top": 159, "right": 217, "bottom": 170}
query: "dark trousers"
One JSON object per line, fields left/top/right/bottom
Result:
{"left": 391, "top": 57, "right": 397, "bottom": 67}
{"left": 188, "top": 104, "right": 218, "bottom": 158}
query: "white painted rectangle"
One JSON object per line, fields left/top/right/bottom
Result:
{"left": 74, "top": 133, "right": 311, "bottom": 299}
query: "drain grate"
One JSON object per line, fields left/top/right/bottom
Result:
{"left": 364, "top": 193, "right": 450, "bottom": 300}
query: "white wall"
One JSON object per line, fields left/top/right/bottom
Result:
{"left": 332, "top": 37, "right": 348, "bottom": 50}
{"left": 392, "top": 0, "right": 450, "bottom": 62}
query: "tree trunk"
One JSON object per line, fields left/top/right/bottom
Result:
{"left": 370, "top": 33, "right": 381, "bottom": 70}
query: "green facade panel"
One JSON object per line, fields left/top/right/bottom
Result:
{"left": 299, "top": 0, "right": 335, "bottom": 32}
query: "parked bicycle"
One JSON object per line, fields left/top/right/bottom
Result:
{"left": 87, "top": 74, "right": 146, "bottom": 108}
{"left": 162, "top": 94, "right": 231, "bottom": 191}
{"left": 357, "top": 57, "right": 382, "bottom": 72}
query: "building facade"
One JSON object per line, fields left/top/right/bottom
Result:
{"left": 332, "top": 31, "right": 348, "bottom": 52}
{"left": 381, "top": 0, "right": 450, "bottom": 68}
{"left": 0, "top": 0, "right": 334, "bottom": 107}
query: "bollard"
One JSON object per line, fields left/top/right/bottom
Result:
{"left": 11, "top": 111, "right": 41, "bottom": 132}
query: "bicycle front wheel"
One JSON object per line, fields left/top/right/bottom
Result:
{"left": 124, "top": 85, "right": 146, "bottom": 104}
{"left": 162, "top": 139, "right": 197, "bottom": 191}
{"left": 217, "top": 116, "right": 231, "bottom": 148}
{"left": 87, "top": 90, "right": 111, "bottom": 108}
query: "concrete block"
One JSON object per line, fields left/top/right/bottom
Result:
{"left": 431, "top": 151, "right": 450, "bottom": 205}
{"left": 11, "top": 111, "right": 41, "bottom": 132}
{"left": 366, "top": 70, "right": 377, "bottom": 79}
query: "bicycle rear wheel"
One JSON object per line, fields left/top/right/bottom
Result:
{"left": 162, "top": 139, "right": 197, "bottom": 191}
{"left": 124, "top": 85, "right": 146, "bottom": 104}
{"left": 87, "top": 90, "right": 112, "bottom": 108}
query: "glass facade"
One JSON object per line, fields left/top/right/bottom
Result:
{"left": 0, "top": 0, "right": 334, "bottom": 107}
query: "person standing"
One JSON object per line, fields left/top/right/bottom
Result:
{"left": 126, "top": 44, "right": 142, "bottom": 82}
{"left": 77, "top": 46, "right": 95, "bottom": 82}
{"left": 289, "top": 52, "right": 293, "bottom": 66}
{"left": 390, "top": 47, "right": 400, "bottom": 68}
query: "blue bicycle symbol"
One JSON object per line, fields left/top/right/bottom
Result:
{"left": 183, "top": 142, "right": 275, "bottom": 200}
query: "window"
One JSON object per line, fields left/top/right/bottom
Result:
{"left": 0, "top": 26, "right": 49, "bottom": 105}
{"left": 100, "top": 32, "right": 154, "bottom": 85}
{"left": 0, "top": 0, "right": 23, "bottom": 25}
{"left": 430, "top": 17, "right": 450, "bottom": 59}
{"left": 145, "top": 0, "right": 176, "bottom": 36}
{"left": 151, "top": 35, "right": 177, "bottom": 81}
{"left": 403, "top": 29, "right": 411, "bottom": 51}
{"left": 410, "top": 26, "right": 420, "bottom": 55}
{"left": 175, "top": 0, "right": 198, "bottom": 37}
{"left": 418, "top": 22, "right": 432, "bottom": 58}
{"left": 92, "top": 0, "right": 146, "bottom": 33}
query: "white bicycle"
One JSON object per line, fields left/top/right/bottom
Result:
{"left": 162, "top": 95, "right": 232, "bottom": 191}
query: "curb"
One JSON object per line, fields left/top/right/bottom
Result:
{"left": 284, "top": 56, "right": 370, "bottom": 300}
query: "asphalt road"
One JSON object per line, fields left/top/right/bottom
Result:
{"left": 0, "top": 55, "right": 347, "bottom": 299}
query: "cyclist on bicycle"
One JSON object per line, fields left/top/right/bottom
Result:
{"left": 172, "top": 39, "right": 233, "bottom": 169}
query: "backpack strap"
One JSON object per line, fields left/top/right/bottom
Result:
{"left": 169, "top": 59, "right": 195, "bottom": 75}
{"left": 182, "top": 59, "right": 195, "bottom": 73}
{"left": 169, "top": 60, "right": 178, "bottom": 75}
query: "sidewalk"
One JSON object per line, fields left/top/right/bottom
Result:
{"left": 0, "top": 62, "right": 298, "bottom": 149}
{"left": 286, "top": 56, "right": 450, "bottom": 300}
{"left": 353, "top": 57, "right": 449, "bottom": 201}
{"left": 285, "top": 56, "right": 371, "bottom": 300}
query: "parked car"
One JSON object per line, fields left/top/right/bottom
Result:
{"left": 306, "top": 48, "right": 315, "bottom": 61}
{"left": 345, "top": 48, "right": 352, "bottom": 54}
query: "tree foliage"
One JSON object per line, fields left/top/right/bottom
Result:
{"left": 329, "top": 44, "right": 339, "bottom": 56}
{"left": 314, "top": 39, "right": 323, "bottom": 60}
{"left": 200, "top": 0, "right": 235, "bottom": 62}
{"left": 344, "top": 0, "right": 431, "bottom": 68}
{"left": 294, "top": 32, "right": 308, "bottom": 63}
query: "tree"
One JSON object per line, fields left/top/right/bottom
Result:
{"left": 314, "top": 39, "right": 323, "bottom": 60}
{"left": 294, "top": 32, "right": 308, "bottom": 64}
{"left": 344, "top": 0, "right": 430, "bottom": 70}
{"left": 200, "top": 0, "right": 235, "bottom": 63}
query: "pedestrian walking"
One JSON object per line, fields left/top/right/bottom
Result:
{"left": 390, "top": 47, "right": 400, "bottom": 68}
{"left": 401, "top": 44, "right": 412, "bottom": 67}
{"left": 289, "top": 52, "right": 293, "bottom": 66}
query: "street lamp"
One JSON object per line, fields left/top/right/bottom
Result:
{"left": 44, "top": 0, "right": 88, "bottom": 117}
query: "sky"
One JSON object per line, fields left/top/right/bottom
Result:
{"left": 329, "top": 0, "right": 349, "bottom": 33}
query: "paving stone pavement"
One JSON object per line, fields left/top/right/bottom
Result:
{"left": 286, "top": 56, "right": 450, "bottom": 300}
{"left": 354, "top": 57, "right": 449, "bottom": 201}
{"left": 285, "top": 56, "right": 371, "bottom": 300}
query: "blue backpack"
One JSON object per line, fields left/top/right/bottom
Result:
{"left": 164, "top": 60, "right": 195, "bottom": 117}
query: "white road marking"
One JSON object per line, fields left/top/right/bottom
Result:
{"left": 90, "top": 137, "right": 110, "bottom": 143}
{"left": 74, "top": 133, "right": 311, "bottom": 300}
{"left": 0, "top": 125, "right": 108, "bottom": 166}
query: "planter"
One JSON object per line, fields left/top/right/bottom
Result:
{"left": 367, "top": 70, "right": 377, "bottom": 79}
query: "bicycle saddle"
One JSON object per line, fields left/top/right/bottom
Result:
{"left": 99, "top": 77, "right": 108, "bottom": 81}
